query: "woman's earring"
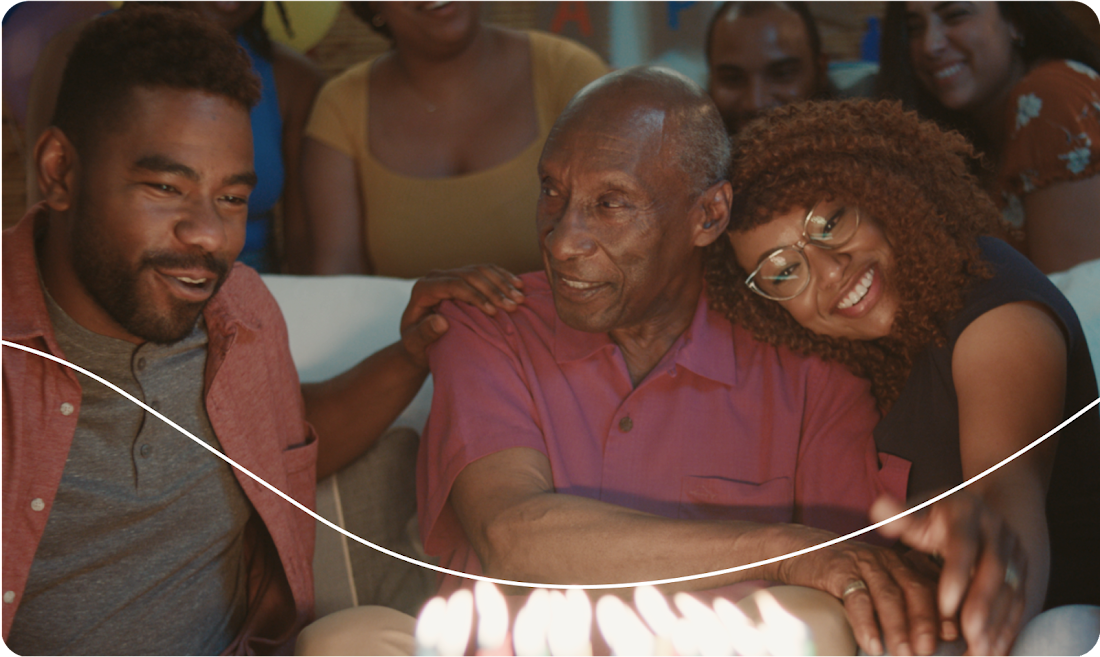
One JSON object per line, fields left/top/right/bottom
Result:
{"left": 371, "top": 13, "right": 386, "bottom": 28}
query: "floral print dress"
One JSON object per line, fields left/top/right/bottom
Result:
{"left": 997, "top": 59, "right": 1100, "bottom": 230}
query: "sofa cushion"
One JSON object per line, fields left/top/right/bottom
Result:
{"left": 260, "top": 274, "right": 437, "bottom": 618}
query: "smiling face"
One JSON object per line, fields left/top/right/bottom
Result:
{"left": 57, "top": 87, "right": 254, "bottom": 344}
{"left": 905, "top": 1, "right": 1025, "bottom": 115}
{"left": 707, "top": 4, "right": 827, "bottom": 135}
{"left": 731, "top": 200, "right": 899, "bottom": 340}
{"left": 374, "top": 1, "right": 480, "bottom": 56}
{"left": 536, "top": 104, "right": 709, "bottom": 336}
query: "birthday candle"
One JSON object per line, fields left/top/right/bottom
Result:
{"left": 595, "top": 594, "right": 656, "bottom": 656}
{"left": 712, "top": 597, "right": 767, "bottom": 656}
{"left": 474, "top": 581, "right": 510, "bottom": 655}
{"left": 671, "top": 615, "right": 702, "bottom": 656}
{"left": 547, "top": 589, "right": 593, "bottom": 656}
{"left": 754, "top": 590, "right": 815, "bottom": 656}
{"left": 416, "top": 596, "right": 449, "bottom": 656}
{"left": 438, "top": 589, "right": 475, "bottom": 656}
{"left": 633, "top": 586, "right": 677, "bottom": 656}
{"left": 513, "top": 588, "right": 552, "bottom": 656}
{"left": 673, "top": 592, "right": 736, "bottom": 656}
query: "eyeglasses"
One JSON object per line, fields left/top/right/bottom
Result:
{"left": 744, "top": 202, "right": 862, "bottom": 301}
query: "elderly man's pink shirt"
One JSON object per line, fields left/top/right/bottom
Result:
{"left": 418, "top": 272, "right": 909, "bottom": 593}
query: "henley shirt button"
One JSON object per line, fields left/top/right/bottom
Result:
{"left": 619, "top": 416, "right": 633, "bottom": 433}
{"left": 3, "top": 591, "right": 13, "bottom": 604}
{"left": 59, "top": 402, "right": 74, "bottom": 416}
{"left": 137, "top": 357, "right": 146, "bottom": 371}
{"left": 140, "top": 444, "right": 152, "bottom": 458}
{"left": 30, "top": 498, "right": 45, "bottom": 512}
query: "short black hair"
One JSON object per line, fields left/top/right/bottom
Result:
{"left": 705, "top": 1, "right": 824, "bottom": 66}
{"left": 51, "top": 6, "right": 261, "bottom": 155}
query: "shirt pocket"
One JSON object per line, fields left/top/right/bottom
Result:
{"left": 678, "top": 475, "right": 795, "bottom": 525}
{"left": 282, "top": 427, "right": 318, "bottom": 499}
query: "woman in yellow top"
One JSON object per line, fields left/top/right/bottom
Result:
{"left": 298, "top": 2, "right": 608, "bottom": 278}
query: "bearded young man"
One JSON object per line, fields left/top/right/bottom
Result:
{"left": 2, "top": 7, "right": 518, "bottom": 654}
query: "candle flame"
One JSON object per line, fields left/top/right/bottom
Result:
{"left": 673, "top": 592, "right": 735, "bottom": 656}
{"left": 634, "top": 586, "right": 677, "bottom": 638}
{"left": 513, "top": 588, "right": 551, "bottom": 656}
{"left": 438, "top": 589, "right": 474, "bottom": 656}
{"left": 416, "top": 596, "right": 448, "bottom": 655}
{"left": 713, "top": 598, "right": 768, "bottom": 656}
{"left": 596, "top": 595, "right": 655, "bottom": 656}
{"left": 754, "top": 590, "right": 814, "bottom": 656}
{"left": 547, "top": 589, "right": 593, "bottom": 656}
{"left": 474, "top": 581, "right": 509, "bottom": 652}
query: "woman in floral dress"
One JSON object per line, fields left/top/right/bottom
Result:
{"left": 877, "top": 2, "right": 1100, "bottom": 275}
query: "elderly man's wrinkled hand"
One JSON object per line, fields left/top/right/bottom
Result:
{"left": 871, "top": 494, "right": 1028, "bottom": 656}
{"left": 400, "top": 264, "right": 525, "bottom": 368}
{"left": 776, "top": 526, "right": 942, "bottom": 656}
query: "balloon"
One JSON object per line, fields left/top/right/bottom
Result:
{"left": 264, "top": 1, "right": 340, "bottom": 53}
{"left": 110, "top": 1, "right": 339, "bottom": 53}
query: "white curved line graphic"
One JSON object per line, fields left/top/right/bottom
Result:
{"left": 4, "top": 339, "right": 1098, "bottom": 590}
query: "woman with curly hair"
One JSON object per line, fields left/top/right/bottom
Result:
{"left": 707, "top": 99, "right": 1100, "bottom": 655}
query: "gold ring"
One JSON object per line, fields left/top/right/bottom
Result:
{"left": 1004, "top": 563, "right": 1021, "bottom": 591}
{"left": 842, "top": 579, "right": 868, "bottom": 599}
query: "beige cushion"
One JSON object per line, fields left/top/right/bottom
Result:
{"left": 313, "top": 427, "right": 436, "bottom": 619}
{"left": 260, "top": 274, "right": 437, "bottom": 617}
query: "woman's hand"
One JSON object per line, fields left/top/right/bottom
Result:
{"left": 400, "top": 264, "right": 525, "bottom": 369}
{"left": 773, "top": 525, "right": 942, "bottom": 655}
{"left": 872, "top": 493, "right": 1029, "bottom": 655}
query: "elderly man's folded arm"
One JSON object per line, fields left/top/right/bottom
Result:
{"left": 449, "top": 446, "right": 795, "bottom": 590}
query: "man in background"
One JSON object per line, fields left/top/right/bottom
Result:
{"left": 706, "top": 1, "right": 833, "bottom": 135}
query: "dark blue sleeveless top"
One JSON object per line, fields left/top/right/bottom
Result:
{"left": 237, "top": 35, "right": 284, "bottom": 273}
{"left": 874, "top": 237, "right": 1100, "bottom": 608}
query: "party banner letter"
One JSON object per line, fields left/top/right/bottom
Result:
{"left": 551, "top": 1, "right": 593, "bottom": 36}
{"left": 660, "top": 0, "right": 695, "bottom": 29}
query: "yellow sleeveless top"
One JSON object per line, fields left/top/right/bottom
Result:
{"left": 305, "top": 31, "right": 608, "bottom": 278}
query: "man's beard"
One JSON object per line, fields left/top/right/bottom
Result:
{"left": 70, "top": 209, "right": 230, "bottom": 345}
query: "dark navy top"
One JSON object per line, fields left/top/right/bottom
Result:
{"left": 238, "top": 35, "right": 285, "bottom": 273}
{"left": 874, "top": 237, "right": 1100, "bottom": 608}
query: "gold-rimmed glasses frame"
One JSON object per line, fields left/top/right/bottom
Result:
{"left": 744, "top": 203, "right": 862, "bottom": 302}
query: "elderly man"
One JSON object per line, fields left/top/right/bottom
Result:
{"left": 415, "top": 67, "right": 945, "bottom": 656}
{"left": 706, "top": 1, "right": 833, "bottom": 135}
{"left": 2, "top": 7, "right": 516, "bottom": 654}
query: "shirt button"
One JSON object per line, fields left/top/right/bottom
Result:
{"left": 59, "top": 402, "right": 74, "bottom": 416}
{"left": 618, "top": 416, "right": 633, "bottom": 433}
{"left": 3, "top": 591, "right": 13, "bottom": 604}
{"left": 136, "top": 357, "right": 146, "bottom": 371}
{"left": 140, "top": 444, "right": 153, "bottom": 458}
{"left": 30, "top": 498, "right": 45, "bottom": 512}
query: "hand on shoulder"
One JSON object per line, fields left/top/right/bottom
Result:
{"left": 400, "top": 264, "right": 526, "bottom": 368}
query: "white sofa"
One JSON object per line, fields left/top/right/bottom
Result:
{"left": 261, "top": 274, "right": 437, "bottom": 619}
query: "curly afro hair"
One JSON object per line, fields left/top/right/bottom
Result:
{"left": 52, "top": 5, "right": 261, "bottom": 156}
{"left": 705, "top": 99, "right": 1010, "bottom": 410}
